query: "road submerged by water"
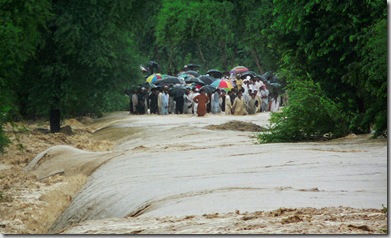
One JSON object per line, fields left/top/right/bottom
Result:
{"left": 26, "top": 111, "right": 387, "bottom": 234}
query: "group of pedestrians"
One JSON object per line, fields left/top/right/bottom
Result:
{"left": 128, "top": 78, "right": 281, "bottom": 117}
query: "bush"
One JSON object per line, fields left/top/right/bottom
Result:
{"left": 0, "top": 81, "right": 12, "bottom": 153}
{"left": 258, "top": 78, "right": 350, "bottom": 143}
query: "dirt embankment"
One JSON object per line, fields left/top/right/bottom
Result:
{"left": 0, "top": 117, "right": 113, "bottom": 234}
{"left": 62, "top": 207, "right": 387, "bottom": 234}
{"left": 205, "top": 120, "right": 267, "bottom": 132}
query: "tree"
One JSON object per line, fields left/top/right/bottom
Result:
{"left": 0, "top": 0, "right": 51, "bottom": 150}
{"left": 155, "top": 0, "right": 236, "bottom": 72}
{"left": 263, "top": 0, "right": 387, "bottom": 139}
{"left": 19, "top": 0, "right": 145, "bottom": 119}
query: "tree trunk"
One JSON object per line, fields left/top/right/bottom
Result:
{"left": 221, "top": 41, "right": 228, "bottom": 72}
{"left": 196, "top": 41, "right": 206, "bottom": 63}
{"left": 50, "top": 109, "right": 60, "bottom": 133}
{"left": 250, "top": 47, "right": 264, "bottom": 74}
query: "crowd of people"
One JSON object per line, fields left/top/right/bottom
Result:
{"left": 127, "top": 74, "right": 283, "bottom": 117}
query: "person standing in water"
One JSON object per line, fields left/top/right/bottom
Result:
{"left": 232, "top": 90, "right": 247, "bottom": 115}
{"left": 193, "top": 88, "right": 209, "bottom": 117}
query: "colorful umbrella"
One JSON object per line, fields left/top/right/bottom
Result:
{"left": 210, "top": 79, "right": 234, "bottom": 91}
{"left": 146, "top": 73, "right": 163, "bottom": 83}
{"left": 230, "top": 66, "right": 249, "bottom": 75}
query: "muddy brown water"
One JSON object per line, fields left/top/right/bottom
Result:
{"left": 24, "top": 112, "right": 386, "bottom": 234}
{"left": 92, "top": 126, "right": 141, "bottom": 142}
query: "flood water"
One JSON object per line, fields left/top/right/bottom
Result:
{"left": 44, "top": 112, "right": 387, "bottom": 233}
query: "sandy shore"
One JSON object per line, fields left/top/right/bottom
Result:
{"left": 0, "top": 111, "right": 388, "bottom": 234}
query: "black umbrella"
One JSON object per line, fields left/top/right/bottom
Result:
{"left": 266, "top": 82, "right": 285, "bottom": 95}
{"left": 198, "top": 75, "right": 217, "bottom": 85}
{"left": 240, "top": 71, "right": 257, "bottom": 79}
{"left": 200, "top": 85, "right": 217, "bottom": 94}
{"left": 206, "top": 69, "right": 222, "bottom": 79}
{"left": 169, "top": 85, "right": 188, "bottom": 98}
{"left": 184, "top": 64, "right": 200, "bottom": 71}
{"left": 254, "top": 74, "right": 267, "bottom": 82}
{"left": 155, "top": 76, "right": 184, "bottom": 86}
{"left": 185, "top": 70, "right": 200, "bottom": 77}
{"left": 185, "top": 77, "right": 205, "bottom": 85}
{"left": 263, "top": 71, "right": 278, "bottom": 82}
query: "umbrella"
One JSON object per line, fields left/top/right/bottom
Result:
{"left": 206, "top": 69, "right": 222, "bottom": 79}
{"left": 161, "top": 74, "right": 170, "bottom": 79}
{"left": 169, "top": 85, "right": 188, "bottom": 98}
{"left": 149, "top": 61, "right": 159, "bottom": 69}
{"left": 240, "top": 71, "right": 257, "bottom": 79}
{"left": 254, "top": 74, "right": 267, "bottom": 82}
{"left": 184, "top": 70, "right": 200, "bottom": 77}
{"left": 155, "top": 76, "right": 184, "bottom": 86}
{"left": 200, "top": 85, "right": 217, "bottom": 93}
{"left": 178, "top": 72, "right": 195, "bottom": 82}
{"left": 266, "top": 82, "right": 285, "bottom": 95}
{"left": 210, "top": 79, "right": 234, "bottom": 91}
{"left": 230, "top": 66, "right": 249, "bottom": 75}
{"left": 198, "top": 75, "right": 217, "bottom": 85}
{"left": 185, "top": 77, "right": 205, "bottom": 85}
{"left": 140, "top": 65, "right": 147, "bottom": 72}
{"left": 146, "top": 73, "right": 162, "bottom": 83}
{"left": 262, "top": 71, "right": 273, "bottom": 80}
{"left": 184, "top": 64, "right": 200, "bottom": 71}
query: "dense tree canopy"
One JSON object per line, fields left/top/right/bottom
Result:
{"left": 0, "top": 0, "right": 387, "bottom": 151}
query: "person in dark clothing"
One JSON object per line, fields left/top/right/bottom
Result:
{"left": 220, "top": 90, "right": 226, "bottom": 112}
{"left": 124, "top": 89, "right": 133, "bottom": 114}
{"left": 149, "top": 88, "right": 159, "bottom": 114}
{"left": 174, "top": 94, "right": 184, "bottom": 114}
{"left": 230, "top": 88, "right": 237, "bottom": 105}
{"left": 137, "top": 88, "right": 145, "bottom": 114}
{"left": 206, "top": 92, "right": 212, "bottom": 113}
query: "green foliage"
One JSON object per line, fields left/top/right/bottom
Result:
{"left": 258, "top": 77, "right": 349, "bottom": 143}
{"left": 18, "top": 0, "right": 145, "bottom": 118}
{"left": 265, "top": 0, "right": 387, "bottom": 139}
{"left": 357, "top": 18, "right": 387, "bottom": 137}
{"left": 156, "top": 0, "right": 236, "bottom": 72}
{"left": 0, "top": 0, "right": 51, "bottom": 152}
{"left": 0, "top": 0, "right": 52, "bottom": 82}
{"left": 382, "top": 204, "right": 387, "bottom": 214}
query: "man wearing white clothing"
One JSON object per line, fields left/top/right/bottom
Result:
{"left": 192, "top": 88, "right": 200, "bottom": 115}
{"left": 260, "top": 85, "right": 269, "bottom": 112}
{"left": 160, "top": 86, "right": 169, "bottom": 115}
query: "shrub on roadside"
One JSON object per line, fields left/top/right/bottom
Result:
{"left": 258, "top": 78, "right": 350, "bottom": 143}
